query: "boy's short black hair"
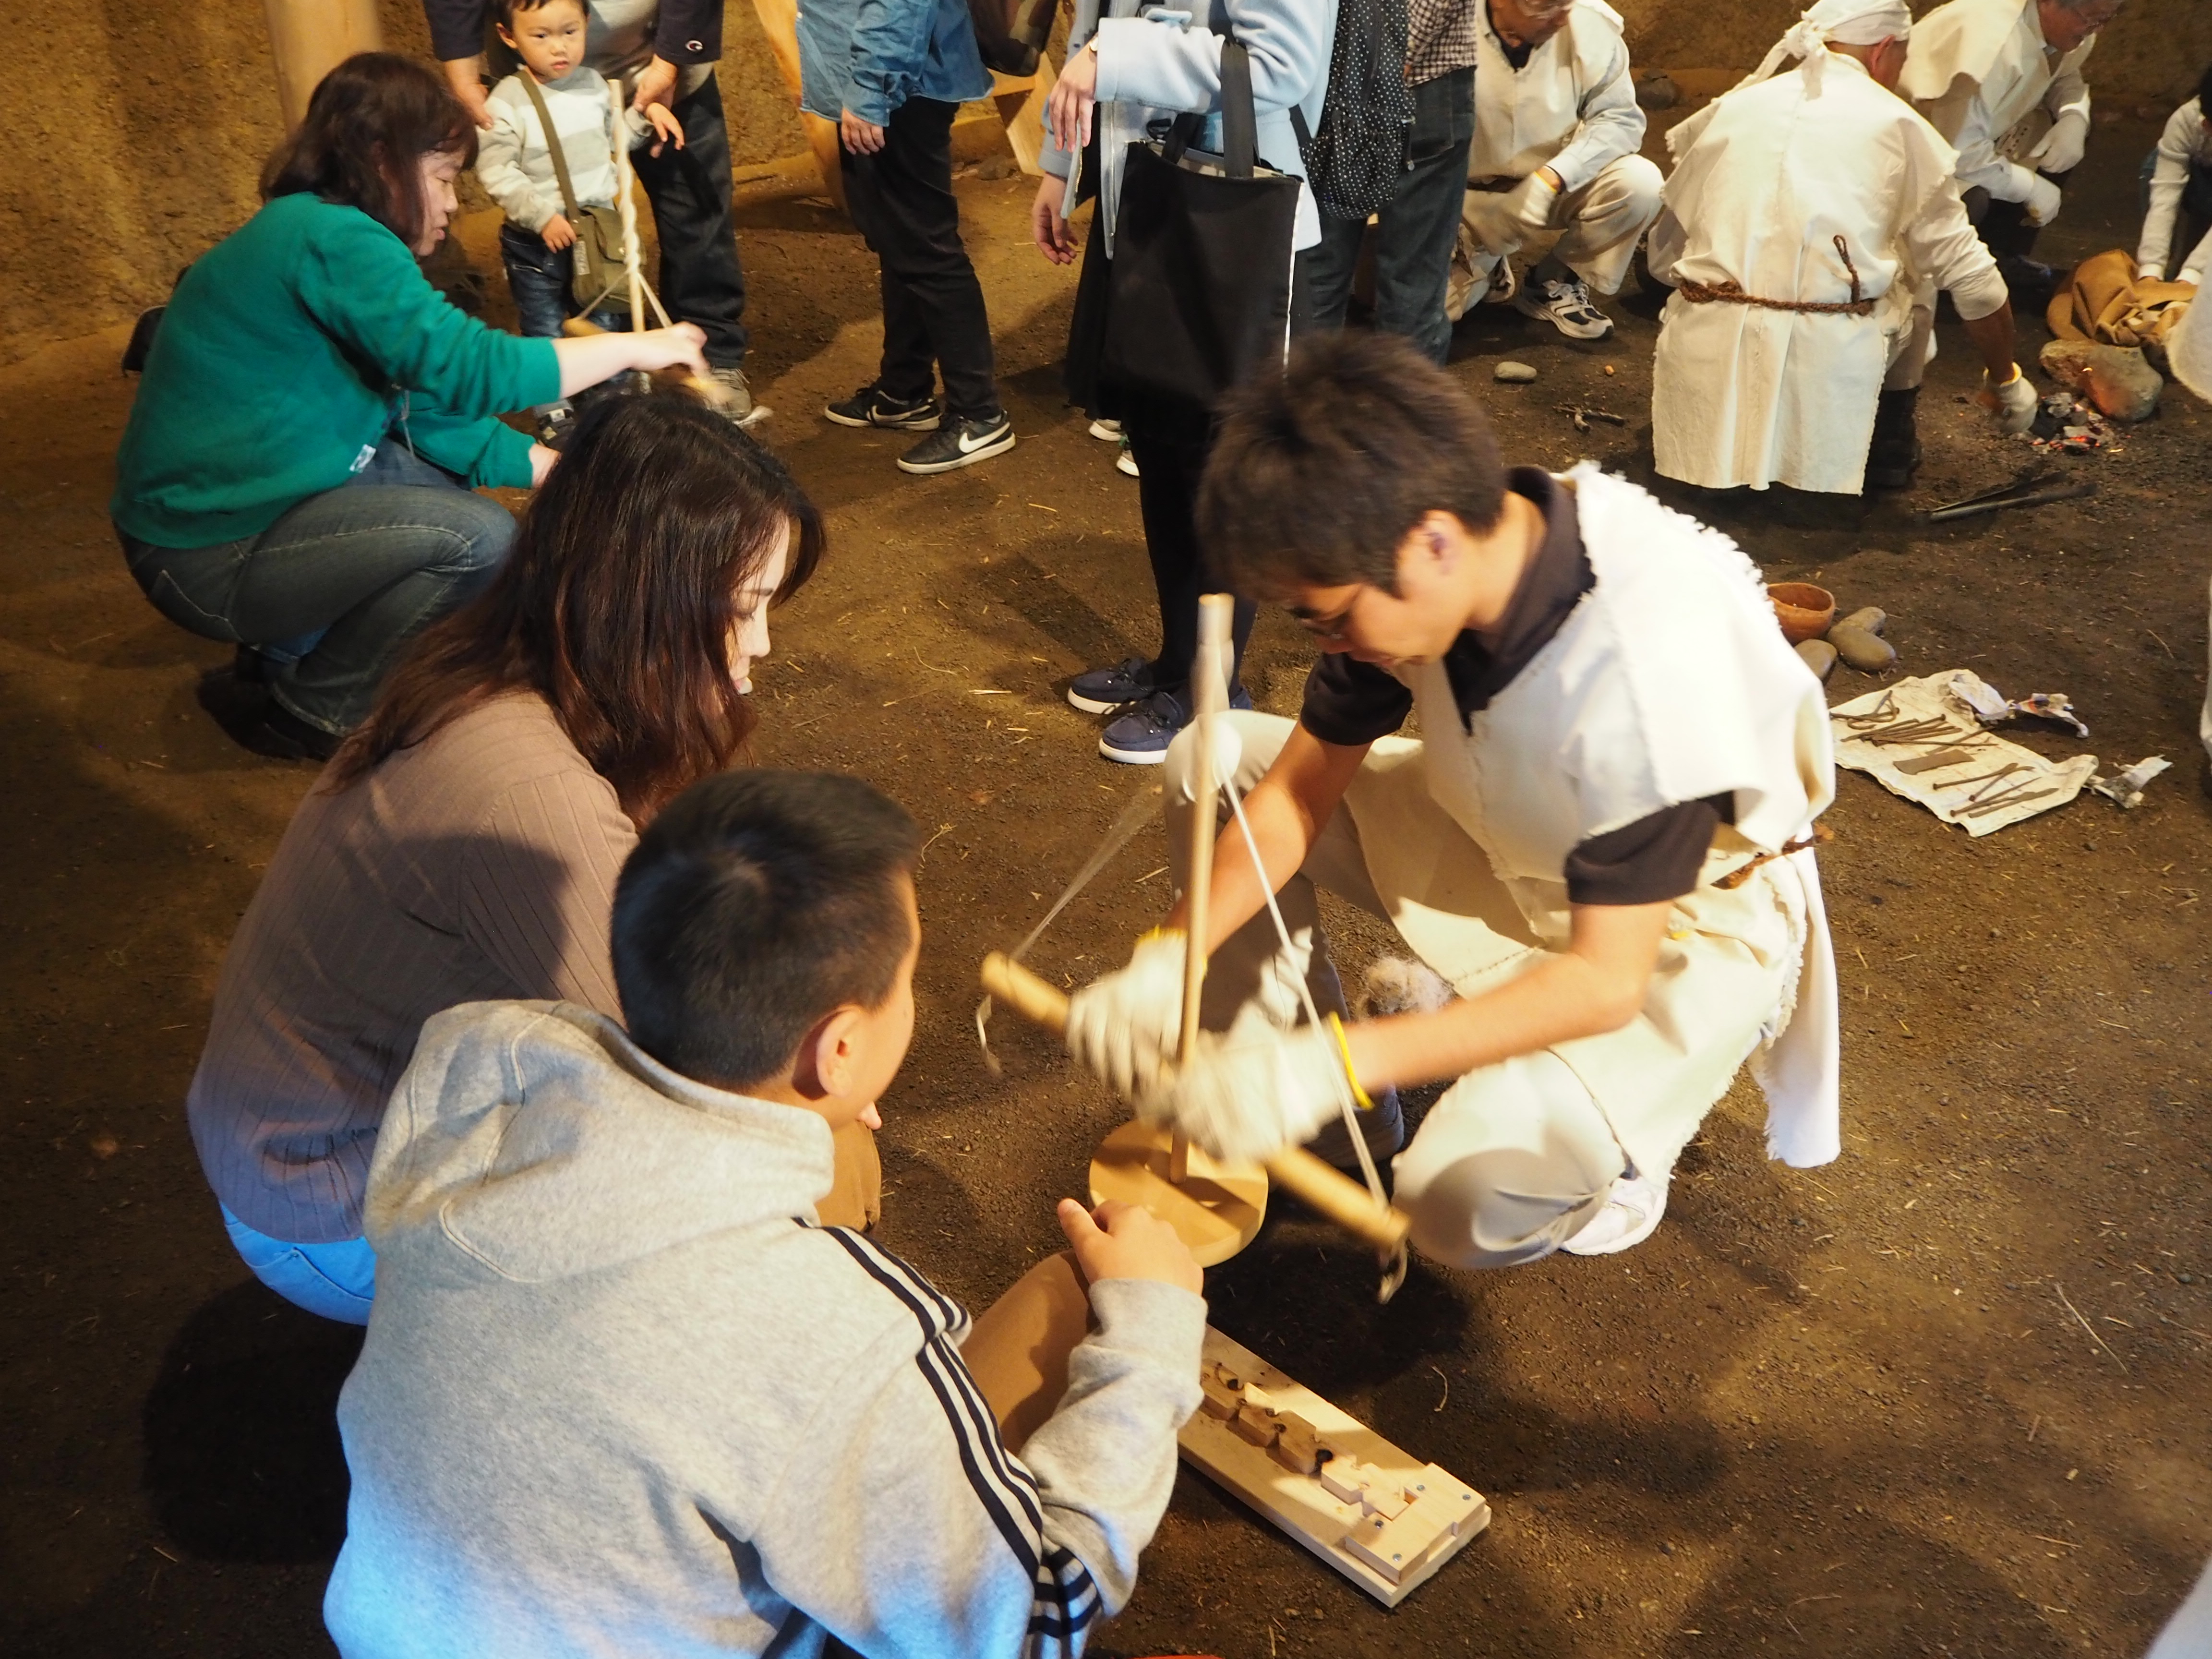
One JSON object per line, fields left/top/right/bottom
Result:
{"left": 1198, "top": 332, "right": 1507, "bottom": 600}
{"left": 494, "top": 0, "right": 584, "bottom": 28}
{"left": 612, "top": 770, "right": 921, "bottom": 1090}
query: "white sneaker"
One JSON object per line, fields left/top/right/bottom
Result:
{"left": 1115, "top": 437, "right": 1139, "bottom": 478}
{"left": 1088, "top": 418, "right": 1123, "bottom": 441}
{"left": 1562, "top": 1170, "right": 1668, "bottom": 1256}
{"left": 1515, "top": 275, "right": 1614, "bottom": 340}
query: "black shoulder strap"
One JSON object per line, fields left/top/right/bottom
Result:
{"left": 514, "top": 69, "right": 585, "bottom": 224}
{"left": 1218, "top": 39, "right": 1256, "bottom": 178}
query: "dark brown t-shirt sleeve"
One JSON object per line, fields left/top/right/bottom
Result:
{"left": 1564, "top": 795, "right": 1730, "bottom": 907}
{"left": 1298, "top": 652, "right": 1415, "bottom": 747}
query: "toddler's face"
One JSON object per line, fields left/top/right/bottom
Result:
{"left": 500, "top": 0, "right": 589, "bottom": 83}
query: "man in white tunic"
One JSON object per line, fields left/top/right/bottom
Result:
{"left": 1063, "top": 332, "right": 1840, "bottom": 1270}
{"left": 1448, "top": 0, "right": 1661, "bottom": 342}
{"left": 1899, "top": 0, "right": 2125, "bottom": 309}
{"left": 1649, "top": 0, "right": 2035, "bottom": 497}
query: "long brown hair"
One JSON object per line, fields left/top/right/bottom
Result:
{"left": 261, "top": 53, "right": 477, "bottom": 249}
{"left": 329, "top": 388, "right": 825, "bottom": 818}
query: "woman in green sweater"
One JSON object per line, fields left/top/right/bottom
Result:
{"left": 113, "top": 53, "right": 709, "bottom": 760}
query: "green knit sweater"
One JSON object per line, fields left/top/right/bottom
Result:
{"left": 113, "top": 193, "right": 562, "bottom": 548}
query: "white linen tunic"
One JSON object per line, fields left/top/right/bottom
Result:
{"left": 1647, "top": 53, "right": 1998, "bottom": 494}
{"left": 1349, "top": 469, "right": 1842, "bottom": 1179}
{"left": 1899, "top": 0, "right": 2099, "bottom": 204}
{"left": 1466, "top": 0, "right": 1642, "bottom": 190}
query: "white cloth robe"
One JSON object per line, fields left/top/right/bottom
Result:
{"left": 1647, "top": 54, "right": 1972, "bottom": 494}
{"left": 1346, "top": 468, "right": 1843, "bottom": 1178}
{"left": 1899, "top": 0, "right": 2098, "bottom": 203}
{"left": 1465, "top": 0, "right": 1643, "bottom": 190}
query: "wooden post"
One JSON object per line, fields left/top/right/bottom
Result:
{"left": 261, "top": 0, "right": 382, "bottom": 129}
{"left": 1172, "top": 595, "right": 1234, "bottom": 1185}
{"left": 747, "top": 0, "right": 847, "bottom": 211}
{"left": 613, "top": 83, "right": 646, "bottom": 331}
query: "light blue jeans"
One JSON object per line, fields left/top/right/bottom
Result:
{"left": 220, "top": 1203, "right": 376, "bottom": 1324}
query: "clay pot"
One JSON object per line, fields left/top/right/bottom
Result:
{"left": 1767, "top": 582, "right": 1836, "bottom": 645}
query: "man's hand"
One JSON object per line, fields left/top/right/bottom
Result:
{"left": 630, "top": 55, "right": 679, "bottom": 113}
{"left": 1048, "top": 36, "right": 1101, "bottom": 153}
{"left": 542, "top": 213, "right": 577, "bottom": 251}
{"left": 1507, "top": 168, "right": 1562, "bottom": 232}
{"left": 1136, "top": 1022, "right": 1356, "bottom": 1166}
{"left": 841, "top": 108, "right": 887, "bottom": 154}
{"left": 641, "top": 102, "right": 685, "bottom": 156}
{"left": 2022, "top": 173, "right": 2063, "bottom": 227}
{"left": 2028, "top": 109, "right": 2089, "bottom": 175}
{"left": 1067, "top": 930, "right": 1188, "bottom": 1098}
{"left": 1058, "top": 1198, "right": 1203, "bottom": 1295}
{"left": 1033, "top": 174, "right": 1078, "bottom": 264}
{"left": 442, "top": 56, "right": 494, "bottom": 130}
{"left": 1980, "top": 365, "right": 2040, "bottom": 433}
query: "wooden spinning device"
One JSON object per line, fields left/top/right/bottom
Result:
{"left": 979, "top": 597, "right": 1412, "bottom": 1283}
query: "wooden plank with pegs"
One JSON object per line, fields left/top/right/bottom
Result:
{"left": 1177, "top": 1328, "right": 1488, "bottom": 1606}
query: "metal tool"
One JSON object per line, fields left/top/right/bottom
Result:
{"left": 1927, "top": 464, "right": 2094, "bottom": 523}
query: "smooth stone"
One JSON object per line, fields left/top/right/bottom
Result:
{"left": 1794, "top": 639, "right": 1839, "bottom": 681}
{"left": 1494, "top": 361, "right": 1538, "bottom": 383}
{"left": 1837, "top": 605, "right": 1887, "bottom": 636}
{"left": 2039, "top": 338, "right": 2163, "bottom": 421}
{"left": 1827, "top": 622, "right": 1897, "bottom": 673}
{"left": 1635, "top": 72, "right": 1680, "bottom": 110}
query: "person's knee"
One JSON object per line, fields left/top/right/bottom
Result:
{"left": 1166, "top": 709, "right": 1286, "bottom": 805}
{"left": 1400, "top": 1145, "right": 1615, "bottom": 1270}
{"left": 1599, "top": 155, "right": 1665, "bottom": 223}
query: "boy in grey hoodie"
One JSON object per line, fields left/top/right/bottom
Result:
{"left": 324, "top": 770, "right": 1207, "bottom": 1658}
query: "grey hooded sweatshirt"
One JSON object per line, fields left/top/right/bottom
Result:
{"left": 324, "top": 1000, "right": 1206, "bottom": 1659}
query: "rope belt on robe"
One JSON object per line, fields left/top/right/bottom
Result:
{"left": 1677, "top": 233, "right": 1876, "bottom": 316}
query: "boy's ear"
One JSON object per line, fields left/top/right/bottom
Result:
{"left": 791, "top": 1005, "right": 868, "bottom": 1100}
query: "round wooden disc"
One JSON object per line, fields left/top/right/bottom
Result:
{"left": 1089, "top": 1120, "right": 1268, "bottom": 1267}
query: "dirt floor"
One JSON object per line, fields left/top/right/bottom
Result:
{"left": 2, "top": 113, "right": 2209, "bottom": 1658}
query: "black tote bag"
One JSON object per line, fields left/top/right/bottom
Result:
{"left": 1092, "top": 39, "right": 1303, "bottom": 410}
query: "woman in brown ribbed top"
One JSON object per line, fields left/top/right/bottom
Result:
{"left": 188, "top": 389, "right": 830, "bottom": 1321}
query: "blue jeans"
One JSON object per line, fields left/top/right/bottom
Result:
{"left": 499, "top": 221, "right": 625, "bottom": 339}
{"left": 220, "top": 1203, "right": 376, "bottom": 1324}
{"left": 1296, "top": 67, "right": 1477, "bottom": 364}
{"left": 118, "top": 439, "right": 515, "bottom": 736}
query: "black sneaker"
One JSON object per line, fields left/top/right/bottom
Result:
{"left": 825, "top": 383, "right": 941, "bottom": 431}
{"left": 195, "top": 673, "right": 342, "bottom": 762}
{"left": 896, "top": 411, "right": 1016, "bottom": 475}
{"left": 1097, "top": 683, "right": 1255, "bottom": 765}
{"left": 1067, "top": 656, "right": 1157, "bottom": 714}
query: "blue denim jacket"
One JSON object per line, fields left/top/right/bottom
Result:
{"left": 796, "top": 0, "right": 993, "bottom": 127}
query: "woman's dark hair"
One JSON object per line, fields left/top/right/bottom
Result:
{"left": 612, "top": 770, "right": 921, "bottom": 1089}
{"left": 1198, "top": 332, "right": 1507, "bottom": 599}
{"left": 2199, "top": 61, "right": 2212, "bottom": 116}
{"left": 261, "top": 52, "right": 478, "bottom": 248}
{"left": 328, "top": 387, "right": 825, "bottom": 819}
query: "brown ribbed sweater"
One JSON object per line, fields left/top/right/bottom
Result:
{"left": 189, "top": 693, "right": 637, "bottom": 1243}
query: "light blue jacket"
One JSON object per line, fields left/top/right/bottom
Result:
{"left": 795, "top": 0, "right": 992, "bottom": 128}
{"left": 1039, "top": 0, "right": 1336, "bottom": 252}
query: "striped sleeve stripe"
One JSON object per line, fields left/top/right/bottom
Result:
{"left": 818, "top": 1229, "right": 1106, "bottom": 1651}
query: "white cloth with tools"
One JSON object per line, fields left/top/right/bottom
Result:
{"left": 1900, "top": 0, "right": 2099, "bottom": 208}
{"left": 1117, "top": 470, "right": 1842, "bottom": 1268}
{"left": 1649, "top": 49, "right": 2003, "bottom": 493}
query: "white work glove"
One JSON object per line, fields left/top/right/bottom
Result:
{"left": 2140, "top": 261, "right": 2168, "bottom": 283}
{"left": 2022, "top": 173, "right": 2063, "bottom": 228}
{"left": 1505, "top": 168, "right": 1560, "bottom": 234}
{"left": 1135, "top": 1021, "right": 1358, "bottom": 1166}
{"left": 2180, "top": 266, "right": 2205, "bottom": 289}
{"left": 2027, "top": 108, "right": 2089, "bottom": 175}
{"left": 1984, "top": 366, "right": 2039, "bottom": 433}
{"left": 1066, "top": 929, "right": 1189, "bottom": 1100}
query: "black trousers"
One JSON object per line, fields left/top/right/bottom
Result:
{"left": 840, "top": 96, "right": 1000, "bottom": 419}
{"left": 1122, "top": 394, "right": 1257, "bottom": 694}
{"left": 632, "top": 72, "right": 749, "bottom": 367}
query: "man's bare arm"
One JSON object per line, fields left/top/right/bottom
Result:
{"left": 1168, "top": 723, "right": 1370, "bottom": 952}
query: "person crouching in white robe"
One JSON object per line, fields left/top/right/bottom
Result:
{"left": 1648, "top": 0, "right": 2036, "bottom": 496}
{"left": 1064, "top": 332, "right": 1842, "bottom": 1271}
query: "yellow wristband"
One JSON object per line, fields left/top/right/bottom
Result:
{"left": 1325, "top": 1013, "right": 1376, "bottom": 1111}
